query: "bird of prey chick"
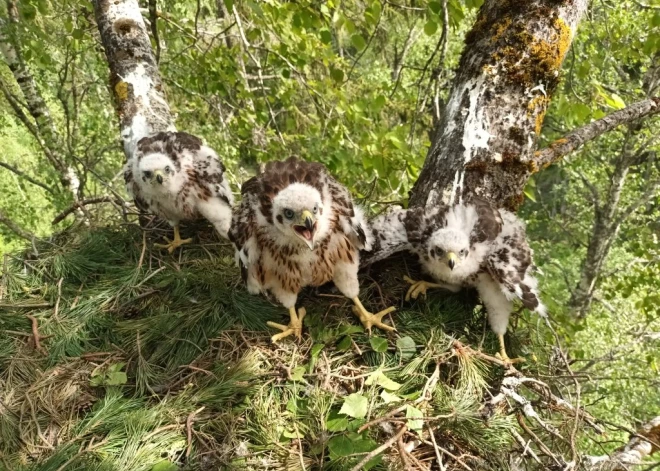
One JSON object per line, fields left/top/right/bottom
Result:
{"left": 378, "top": 198, "right": 545, "bottom": 362}
{"left": 124, "top": 132, "right": 234, "bottom": 253}
{"left": 229, "top": 157, "right": 395, "bottom": 342}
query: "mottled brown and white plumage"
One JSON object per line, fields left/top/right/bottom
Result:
{"left": 124, "top": 131, "right": 233, "bottom": 252}
{"left": 373, "top": 198, "right": 545, "bottom": 361}
{"left": 229, "top": 157, "right": 395, "bottom": 341}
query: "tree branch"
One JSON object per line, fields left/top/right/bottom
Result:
{"left": 51, "top": 196, "right": 122, "bottom": 225}
{"left": 0, "top": 161, "right": 55, "bottom": 194}
{"left": 534, "top": 97, "right": 660, "bottom": 170}
{"left": 586, "top": 417, "right": 660, "bottom": 470}
{"left": 0, "top": 209, "right": 35, "bottom": 241}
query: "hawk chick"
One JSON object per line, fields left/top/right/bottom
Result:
{"left": 124, "top": 132, "right": 234, "bottom": 252}
{"left": 229, "top": 157, "right": 395, "bottom": 341}
{"left": 376, "top": 199, "right": 545, "bottom": 362}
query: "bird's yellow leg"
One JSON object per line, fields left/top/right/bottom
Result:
{"left": 154, "top": 225, "right": 193, "bottom": 254}
{"left": 351, "top": 298, "right": 396, "bottom": 335}
{"left": 495, "top": 334, "right": 524, "bottom": 365}
{"left": 403, "top": 276, "right": 444, "bottom": 301}
{"left": 267, "top": 307, "right": 307, "bottom": 342}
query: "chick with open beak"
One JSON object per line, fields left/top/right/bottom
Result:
{"left": 293, "top": 209, "right": 317, "bottom": 249}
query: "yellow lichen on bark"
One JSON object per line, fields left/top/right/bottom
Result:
{"left": 115, "top": 81, "right": 129, "bottom": 102}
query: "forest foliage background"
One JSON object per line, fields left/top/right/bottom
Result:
{"left": 1, "top": 0, "right": 659, "bottom": 469}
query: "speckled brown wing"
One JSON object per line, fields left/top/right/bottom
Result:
{"left": 404, "top": 205, "right": 449, "bottom": 255}
{"left": 484, "top": 212, "right": 542, "bottom": 313}
{"left": 469, "top": 197, "right": 503, "bottom": 245}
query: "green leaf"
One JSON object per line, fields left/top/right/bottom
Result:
{"left": 365, "top": 370, "right": 402, "bottom": 390}
{"left": 373, "top": 94, "right": 386, "bottom": 112}
{"left": 351, "top": 34, "right": 367, "bottom": 50}
{"left": 380, "top": 390, "right": 401, "bottom": 403}
{"left": 406, "top": 405, "right": 424, "bottom": 432}
{"left": 369, "top": 336, "right": 388, "bottom": 353}
{"left": 608, "top": 93, "right": 626, "bottom": 110}
{"left": 339, "top": 393, "right": 369, "bottom": 418}
{"left": 72, "top": 29, "right": 84, "bottom": 40}
{"left": 105, "top": 371, "right": 127, "bottom": 386}
{"left": 396, "top": 336, "right": 416, "bottom": 359}
{"left": 107, "top": 362, "right": 126, "bottom": 373}
{"left": 326, "top": 412, "right": 349, "bottom": 432}
{"left": 336, "top": 335, "right": 352, "bottom": 351}
{"left": 424, "top": 21, "right": 438, "bottom": 36}
{"left": 311, "top": 343, "right": 325, "bottom": 359}
{"left": 282, "top": 429, "right": 304, "bottom": 439}
{"left": 291, "top": 366, "right": 306, "bottom": 381}
{"left": 320, "top": 29, "right": 332, "bottom": 44}
{"left": 328, "top": 435, "right": 353, "bottom": 457}
{"left": 330, "top": 67, "right": 345, "bottom": 83}
{"left": 151, "top": 461, "right": 178, "bottom": 471}
{"left": 428, "top": 1, "right": 442, "bottom": 13}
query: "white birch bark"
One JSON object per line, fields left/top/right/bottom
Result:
{"left": 91, "top": 0, "right": 175, "bottom": 159}
{"left": 410, "top": 0, "right": 588, "bottom": 210}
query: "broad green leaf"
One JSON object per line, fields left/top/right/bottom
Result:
{"left": 107, "top": 362, "right": 126, "bottom": 373}
{"left": 396, "top": 336, "right": 416, "bottom": 359}
{"left": 291, "top": 366, "right": 306, "bottom": 381}
{"left": 428, "top": 1, "right": 442, "bottom": 13}
{"left": 151, "top": 461, "right": 178, "bottom": 471}
{"left": 373, "top": 95, "right": 386, "bottom": 112}
{"left": 326, "top": 411, "right": 349, "bottom": 432}
{"left": 320, "top": 29, "right": 332, "bottom": 44}
{"left": 608, "top": 93, "right": 626, "bottom": 110}
{"left": 380, "top": 390, "right": 401, "bottom": 403}
{"left": 328, "top": 435, "right": 353, "bottom": 457}
{"left": 339, "top": 393, "right": 368, "bottom": 418}
{"left": 424, "top": 21, "right": 438, "bottom": 36}
{"left": 365, "top": 370, "right": 402, "bottom": 390}
{"left": 406, "top": 405, "right": 424, "bottom": 432}
{"left": 72, "top": 29, "right": 84, "bottom": 40}
{"left": 336, "top": 335, "right": 352, "bottom": 351}
{"left": 369, "top": 336, "right": 388, "bottom": 353}
{"left": 351, "top": 34, "right": 367, "bottom": 50}
{"left": 330, "top": 67, "right": 344, "bottom": 83}
{"left": 105, "top": 371, "right": 127, "bottom": 386}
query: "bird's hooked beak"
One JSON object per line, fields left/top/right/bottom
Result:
{"left": 154, "top": 169, "right": 164, "bottom": 185}
{"left": 294, "top": 209, "right": 317, "bottom": 250}
{"left": 447, "top": 252, "right": 457, "bottom": 270}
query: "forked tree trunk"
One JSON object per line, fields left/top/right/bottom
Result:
{"left": 409, "top": 0, "right": 588, "bottom": 209}
{"left": 91, "top": 0, "right": 175, "bottom": 159}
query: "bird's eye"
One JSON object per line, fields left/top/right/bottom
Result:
{"left": 459, "top": 249, "right": 468, "bottom": 257}
{"left": 165, "top": 166, "right": 171, "bottom": 174}
{"left": 284, "top": 209, "right": 295, "bottom": 219}
{"left": 143, "top": 171, "right": 153, "bottom": 179}
{"left": 434, "top": 248, "right": 445, "bottom": 257}
{"left": 313, "top": 205, "right": 318, "bottom": 214}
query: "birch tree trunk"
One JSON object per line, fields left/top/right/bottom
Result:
{"left": 409, "top": 0, "right": 588, "bottom": 209}
{"left": 91, "top": 0, "right": 175, "bottom": 159}
{"left": 0, "top": 0, "right": 76, "bottom": 193}
{"left": 586, "top": 416, "right": 660, "bottom": 471}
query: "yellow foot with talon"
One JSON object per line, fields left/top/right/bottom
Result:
{"left": 267, "top": 307, "right": 307, "bottom": 342}
{"left": 496, "top": 334, "right": 525, "bottom": 366}
{"left": 154, "top": 226, "right": 192, "bottom": 254}
{"left": 351, "top": 298, "right": 396, "bottom": 335}
{"left": 404, "top": 276, "right": 442, "bottom": 301}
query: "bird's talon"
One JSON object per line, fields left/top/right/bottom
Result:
{"left": 352, "top": 299, "right": 396, "bottom": 334}
{"left": 267, "top": 307, "right": 306, "bottom": 342}
{"left": 405, "top": 278, "right": 433, "bottom": 301}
